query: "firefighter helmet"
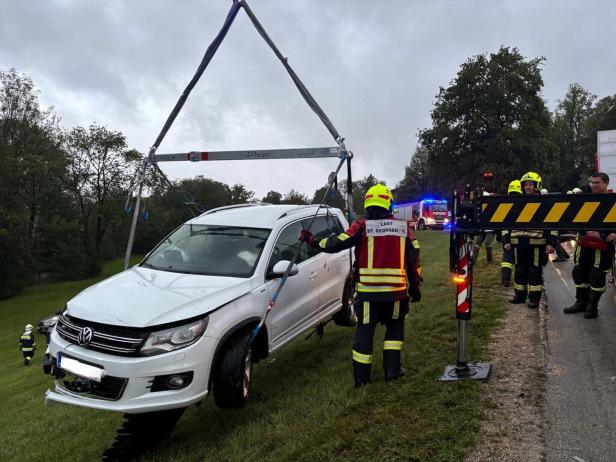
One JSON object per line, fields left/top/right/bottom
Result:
{"left": 540, "top": 188, "right": 548, "bottom": 195}
{"left": 364, "top": 184, "right": 393, "bottom": 211}
{"left": 572, "top": 187, "right": 583, "bottom": 194}
{"left": 25, "top": 324, "right": 33, "bottom": 331}
{"left": 520, "top": 171, "right": 542, "bottom": 191}
{"left": 508, "top": 180, "right": 522, "bottom": 195}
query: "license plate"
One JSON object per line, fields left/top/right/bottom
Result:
{"left": 57, "top": 352, "right": 105, "bottom": 383}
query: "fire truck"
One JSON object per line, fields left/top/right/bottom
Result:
{"left": 393, "top": 198, "right": 449, "bottom": 230}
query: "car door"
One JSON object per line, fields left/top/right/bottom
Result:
{"left": 307, "top": 215, "right": 351, "bottom": 319}
{"left": 266, "top": 219, "right": 321, "bottom": 345}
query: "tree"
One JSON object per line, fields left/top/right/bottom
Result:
{"left": 415, "top": 46, "right": 557, "bottom": 194}
{"left": 229, "top": 184, "right": 255, "bottom": 204}
{"left": 394, "top": 146, "right": 433, "bottom": 201}
{"left": 552, "top": 83, "right": 596, "bottom": 191}
{"left": 262, "top": 190, "right": 282, "bottom": 204}
{"left": 311, "top": 184, "right": 346, "bottom": 209}
{"left": 579, "top": 94, "right": 616, "bottom": 183}
{"left": 64, "top": 124, "right": 140, "bottom": 274}
{"left": 0, "top": 68, "right": 68, "bottom": 296}
{"left": 281, "top": 189, "right": 309, "bottom": 205}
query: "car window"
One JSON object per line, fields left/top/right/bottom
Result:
{"left": 141, "top": 225, "right": 270, "bottom": 278}
{"left": 268, "top": 221, "right": 313, "bottom": 272}
{"left": 302, "top": 214, "right": 345, "bottom": 257}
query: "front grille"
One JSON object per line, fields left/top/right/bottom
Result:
{"left": 56, "top": 315, "right": 147, "bottom": 356}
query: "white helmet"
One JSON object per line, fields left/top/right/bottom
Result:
{"left": 25, "top": 324, "right": 33, "bottom": 331}
{"left": 566, "top": 190, "right": 573, "bottom": 194}
{"left": 572, "top": 187, "right": 583, "bottom": 194}
{"left": 540, "top": 188, "right": 548, "bottom": 195}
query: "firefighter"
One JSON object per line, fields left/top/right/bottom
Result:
{"left": 299, "top": 184, "right": 422, "bottom": 387}
{"left": 501, "top": 180, "right": 522, "bottom": 287}
{"left": 503, "top": 172, "right": 557, "bottom": 308}
{"left": 19, "top": 324, "right": 36, "bottom": 366}
{"left": 563, "top": 173, "right": 616, "bottom": 318}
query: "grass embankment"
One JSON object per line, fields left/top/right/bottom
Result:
{"left": 0, "top": 233, "right": 504, "bottom": 462}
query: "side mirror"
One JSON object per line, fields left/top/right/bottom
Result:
{"left": 268, "top": 260, "right": 299, "bottom": 279}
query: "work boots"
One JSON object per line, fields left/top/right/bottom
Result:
{"left": 385, "top": 368, "right": 406, "bottom": 383}
{"left": 584, "top": 291, "right": 601, "bottom": 319}
{"left": 563, "top": 299, "right": 587, "bottom": 314}
{"left": 509, "top": 288, "right": 527, "bottom": 304}
{"left": 486, "top": 247, "right": 493, "bottom": 263}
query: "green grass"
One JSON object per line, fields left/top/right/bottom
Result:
{"left": 0, "top": 234, "right": 505, "bottom": 462}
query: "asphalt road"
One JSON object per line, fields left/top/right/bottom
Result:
{"left": 543, "top": 257, "right": 616, "bottom": 462}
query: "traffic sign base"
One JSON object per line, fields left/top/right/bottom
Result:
{"left": 439, "top": 361, "right": 491, "bottom": 382}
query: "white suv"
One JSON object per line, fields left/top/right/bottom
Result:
{"left": 44, "top": 204, "right": 355, "bottom": 414}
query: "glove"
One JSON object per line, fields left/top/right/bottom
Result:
{"left": 299, "top": 229, "right": 316, "bottom": 244}
{"left": 409, "top": 285, "right": 421, "bottom": 303}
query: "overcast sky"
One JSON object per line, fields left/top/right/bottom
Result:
{"left": 1, "top": 0, "right": 615, "bottom": 198}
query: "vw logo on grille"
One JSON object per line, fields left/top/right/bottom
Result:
{"left": 78, "top": 327, "right": 94, "bottom": 347}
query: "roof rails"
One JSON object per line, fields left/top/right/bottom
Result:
{"left": 201, "top": 202, "right": 273, "bottom": 215}
{"left": 276, "top": 204, "right": 332, "bottom": 220}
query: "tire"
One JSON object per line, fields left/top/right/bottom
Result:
{"left": 417, "top": 220, "right": 426, "bottom": 231}
{"left": 213, "top": 332, "right": 253, "bottom": 409}
{"left": 333, "top": 275, "right": 357, "bottom": 327}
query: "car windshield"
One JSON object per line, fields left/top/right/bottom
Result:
{"left": 429, "top": 203, "right": 448, "bottom": 213}
{"left": 141, "top": 225, "right": 270, "bottom": 278}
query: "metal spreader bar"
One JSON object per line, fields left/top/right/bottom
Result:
{"left": 154, "top": 146, "right": 342, "bottom": 162}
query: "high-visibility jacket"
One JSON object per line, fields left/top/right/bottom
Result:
{"left": 318, "top": 216, "right": 421, "bottom": 302}
{"left": 19, "top": 332, "right": 36, "bottom": 352}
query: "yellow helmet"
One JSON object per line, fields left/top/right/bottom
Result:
{"left": 520, "top": 171, "right": 542, "bottom": 191}
{"left": 507, "top": 180, "right": 522, "bottom": 195}
{"left": 364, "top": 184, "right": 393, "bottom": 211}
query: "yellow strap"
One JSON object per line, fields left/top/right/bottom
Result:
{"left": 575, "top": 283, "right": 589, "bottom": 288}
{"left": 367, "top": 237, "right": 374, "bottom": 269}
{"left": 534, "top": 247, "right": 540, "bottom": 266}
{"left": 359, "top": 268, "right": 406, "bottom": 275}
{"left": 352, "top": 350, "right": 373, "bottom": 364}
{"left": 357, "top": 284, "right": 407, "bottom": 293}
{"left": 528, "top": 285, "right": 543, "bottom": 292}
{"left": 338, "top": 233, "right": 350, "bottom": 241}
{"left": 363, "top": 301, "right": 370, "bottom": 324}
{"left": 594, "top": 249, "right": 601, "bottom": 268}
{"left": 318, "top": 238, "right": 328, "bottom": 249}
{"left": 360, "top": 276, "right": 406, "bottom": 284}
{"left": 412, "top": 239, "right": 420, "bottom": 249}
{"left": 501, "top": 262, "right": 513, "bottom": 269}
{"left": 513, "top": 283, "right": 526, "bottom": 291}
{"left": 383, "top": 340, "right": 403, "bottom": 350}
{"left": 591, "top": 285, "right": 606, "bottom": 292}
{"left": 399, "top": 236, "right": 405, "bottom": 270}
{"left": 393, "top": 301, "right": 400, "bottom": 320}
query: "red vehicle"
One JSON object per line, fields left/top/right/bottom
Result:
{"left": 393, "top": 199, "right": 449, "bottom": 230}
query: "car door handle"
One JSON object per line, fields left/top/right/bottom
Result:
{"left": 309, "top": 271, "right": 317, "bottom": 280}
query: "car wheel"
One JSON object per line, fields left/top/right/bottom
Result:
{"left": 417, "top": 220, "right": 426, "bottom": 230}
{"left": 333, "top": 275, "right": 357, "bottom": 327}
{"left": 213, "top": 331, "right": 253, "bottom": 409}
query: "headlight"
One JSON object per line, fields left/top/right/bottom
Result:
{"left": 140, "top": 317, "right": 209, "bottom": 356}
{"left": 443, "top": 218, "right": 450, "bottom": 223}
{"left": 425, "top": 217, "right": 436, "bottom": 224}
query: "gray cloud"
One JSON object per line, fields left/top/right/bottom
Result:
{"left": 1, "top": 0, "right": 615, "bottom": 198}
